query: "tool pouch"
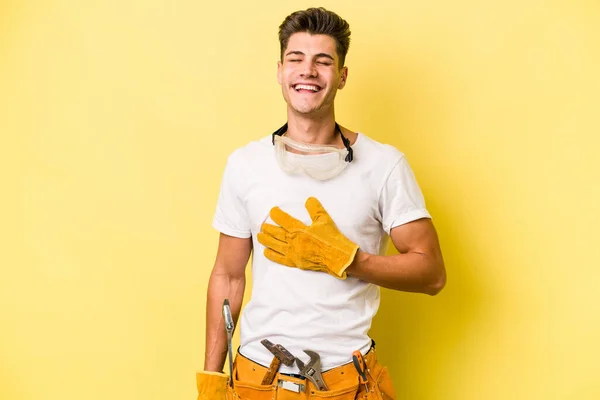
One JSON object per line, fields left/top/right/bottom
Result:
{"left": 306, "top": 383, "right": 359, "bottom": 400}
{"left": 356, "top": 348, "right": 397, "bottom": 400}
{"left": 371, "top": 366, "right": 396, "bottom": 400}
{"left": 226, "top": 356, "right": 273, "bottom": 400}
{"left": 274, "top": 374, "right": 359, "bottom": 400}
{"left": 227, "top": 348, "right": 396, "bottom": 400}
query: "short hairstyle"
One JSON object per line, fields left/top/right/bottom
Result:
{"left": 278, "top": 7, "right": 351, "bottom": 68}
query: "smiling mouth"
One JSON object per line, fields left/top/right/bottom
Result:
{"left": 293, "top": 84, "right": 322, "bottom": 93}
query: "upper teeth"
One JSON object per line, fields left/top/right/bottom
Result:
{"left": 295, "top": 84, "right": 319, "bottom": 91}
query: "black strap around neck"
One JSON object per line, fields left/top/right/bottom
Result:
{"left": 271, "top": 122, "right": 354, "bottom": 162}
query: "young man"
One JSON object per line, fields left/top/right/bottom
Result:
{"left": 196, "top": 7, "right": 446, "bottom": 400}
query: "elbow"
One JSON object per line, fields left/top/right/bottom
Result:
{"left": 425, "top": 265, "right": 446, "bottom": 296}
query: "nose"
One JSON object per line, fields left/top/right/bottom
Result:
{"left": 300, "top": 61, "right": 318, "bottom": 78}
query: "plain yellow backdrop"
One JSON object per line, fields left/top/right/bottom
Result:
{"left": 1, "top": 0, "right": 599, "bottom": 399}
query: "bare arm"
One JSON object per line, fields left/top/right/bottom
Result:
{"left": 345, "top": 218, "right": 446, "bottom": 295}
{"left": 203, "top": 233, "right": 252, "bottom": 372}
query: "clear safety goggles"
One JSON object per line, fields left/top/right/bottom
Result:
{"left": 271, "top": 123, "right": 354, "bottom": 181}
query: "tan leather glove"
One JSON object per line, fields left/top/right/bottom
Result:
{"left": 257, "top": 197, "right": 359, "bottom": 279}
{"left": 196, "top": 371, "right": 228, "bottom": 400}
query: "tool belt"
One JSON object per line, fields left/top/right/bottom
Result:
{"left": 226, "top": 345, "right": 396, "bottom": 400}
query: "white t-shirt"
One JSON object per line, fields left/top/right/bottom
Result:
{"left": 212, "top": 133, "right": 431, "bottom": 372}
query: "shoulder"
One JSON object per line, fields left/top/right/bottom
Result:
{"left": 224, "top": 135, "right": 273, "bottom": 167}
{"left": 355, "top": 133, "right": 407, "bottom": 170}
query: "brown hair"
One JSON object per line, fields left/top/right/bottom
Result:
{"left": 278, "top": 7, "right": 351, "bottom": 68}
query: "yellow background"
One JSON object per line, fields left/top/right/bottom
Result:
{"left": 1, "top": 0, "right": 599, "bottom": 399}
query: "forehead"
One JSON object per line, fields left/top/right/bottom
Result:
{"left": 284, "top": 32, "right": 338, "bottom": 58}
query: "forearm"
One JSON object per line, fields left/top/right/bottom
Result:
{"left": 345, "top": 249, "right": 445, "bottom": 295}
{"left": 203, "top": 267, "right": 246, "bottom": 372}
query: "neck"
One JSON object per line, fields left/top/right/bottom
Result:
{"left": 285, "top": 109, "right": 339, "bottom": 145}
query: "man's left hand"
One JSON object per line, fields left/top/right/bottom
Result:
{"left": 257, "top": 197, "right": 359, "bottom": 279}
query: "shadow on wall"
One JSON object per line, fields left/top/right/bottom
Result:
{"left": 353, "top": 57, "right": 487, "bottom": 397}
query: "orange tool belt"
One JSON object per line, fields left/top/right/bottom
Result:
{"left": 226, "top": 344, "right": 397, "bottom": 400}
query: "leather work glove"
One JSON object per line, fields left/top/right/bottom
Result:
{"left": 196, "top": 371, "right": 228, "bottom": 400}
{"left": 257, "top": 197, "right": 359, "bottom": 279}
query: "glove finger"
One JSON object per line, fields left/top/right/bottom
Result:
{"left": 257, "top": 232, "right": 288, "bottom": 255}
{"left": 305, "top": 197, "right": 330, "bottom": 223}
{"left": 260, "top": 223, "right": 287, "bottom": 242}
{"left": 264, "top": 248, "right": 296, "bottom": 267}
{"left": 270, "top": 206, "right": 306, "bottom": 231}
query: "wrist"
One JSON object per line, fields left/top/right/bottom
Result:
{"left": 345, "top": 250, "right": 369, "bottom": 277}
{"left": 203, "top": 359, "right": 226, "bottom": 373}
{"left": 203, "top": 363, "right": 226, "bottom": 373}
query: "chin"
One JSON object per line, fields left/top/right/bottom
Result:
{"left": 293, "top": 106, "right": 315, "bottom": 114}
{"left": 290, "top": 102, "right": 322, "bottom": 114}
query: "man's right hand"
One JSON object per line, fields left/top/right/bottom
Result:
{"left": 196, "top": 371, "right": 228, "bottom": 400}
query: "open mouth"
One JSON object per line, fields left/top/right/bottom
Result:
{"left": 293, "top": 84, "right": 322, "bottom": 93}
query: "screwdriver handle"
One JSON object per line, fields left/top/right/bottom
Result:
{"left": 352, "top": 351, "right": 368, "bottom": 384}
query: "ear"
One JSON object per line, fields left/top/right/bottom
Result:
{"left": 277, "top": 60, "right": 283, "bottom": 85}
{"left": 338, "top": 66, "right": 348, "bottom": 90}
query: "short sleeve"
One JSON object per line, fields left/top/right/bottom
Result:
{"left": 212, "top": 154, "right": 252, "bottom": 238}
{"left": 379, "top": 156, "right": 431, "bottom": 234}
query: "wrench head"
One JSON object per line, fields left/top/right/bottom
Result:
{"left": 302, "top": 350, "right": 321, "bottom": 370}
{"left": 298, "top": 350, "right": 328, "bottom": 391}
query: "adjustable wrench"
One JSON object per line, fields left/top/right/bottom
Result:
{"left": 295, "top": 350, "right": 328, "bottom": 391}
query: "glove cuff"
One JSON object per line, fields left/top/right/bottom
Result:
{"left": 198, "top": 370, "right": 228, "bottom": 377}
{"left": 331, "top": 239, "right": 360, "bottom": 279}
{"left": 196, "top": 371, "right": 228, "bottom": 398}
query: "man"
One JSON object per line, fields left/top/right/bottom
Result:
{"left": 196, "top": 7, "right": 446, "bottom": 400}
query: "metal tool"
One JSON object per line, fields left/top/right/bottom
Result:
{"left": 295, "top": 350, "right": 328, "bottom": 391}
{"left": 352, "top": 350, "right": 369, "bottom": 393}
{"left": 260, "top": 339, "right": 296, "bottom": 385}
{"left": 222, "top": 299, "right": 235, "bottom": 387}
{"left": 261, "top": 339, "right": 296, "bottom": 366}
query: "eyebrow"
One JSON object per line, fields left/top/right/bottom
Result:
{"left": 285, "top": 51, "right": 335, "bottom": 61}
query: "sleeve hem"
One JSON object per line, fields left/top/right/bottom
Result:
{"left": 386, "top": 209, "right": 432, "bottom": 234}
{"left": 212, "top": 220, "right": 252, "bottom": 239}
